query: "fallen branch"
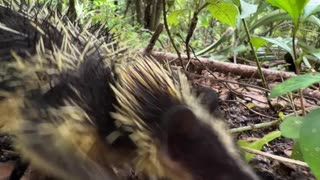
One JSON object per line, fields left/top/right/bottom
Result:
{"left": 242, "top": 147, "right": 309, "bottom": 168}
{"left": 230, "top": 120, "right": 280, "bottom": 133}
{"left": 230, "top": 106, "right": 319, "bottom": 133}
{"left": 141, "top": 50, "right": 320, "bottom": 100}
{"left": 148, "top": 51, "right": 296, "bottom": 81}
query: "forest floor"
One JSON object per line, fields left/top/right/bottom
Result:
{"left": 193, "top": 69, "right": 317, "bottom": 180}
{"left": 0, "top": 62, "right": 318, "bottom": 180}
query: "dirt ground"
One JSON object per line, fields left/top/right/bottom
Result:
{"left": 194, "top": 69, "right": 317, "bottom": 180}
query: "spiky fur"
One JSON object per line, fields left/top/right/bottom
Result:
{"left": 0, "top": 0, "right": 115, "bottom": 63}
{"left": 0, "top": 47, "right": 121, "bottom": 180}
{"left": 111, "top": 57, "right": 259, "bottom": 179}
{"left": 0, "top": 1, "right": 259, "bottom": 180}
{"left": 0, "top": 1, "right": 127, "bottom": 179}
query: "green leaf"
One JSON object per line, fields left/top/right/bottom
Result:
{"left": 266, "top": 0, "right": 310, "bottom": 25}
{"left": 260, "top": 37, "right": 292, "bottom": 55}
{"left": 270, "top": 73, "right": 320, "bottom": 98}
{"left": 307, "top": 15, "right": 320, "bottom": 27}
{"left": 280, "top": 116, "right": 304, "bottom": 139}
{"left": 167, "top": 9, "right": 189, "bottom": 26}
{"left": 239, "top": 0, "right": 258, "bottom": 19}
{"left": 302, "top": 0, "right": 320, "bottom": 20}
{"left": 238, "top": 130, "right": 281, "bottom": 161}
{"left": 308, "top": 49, "right": 320, "bottom": 60}
{"left": 250, "top": 36, "right": 268, "bottom": 50}
{"left": 300, "top": 108, "right": 320, "bottom": 179}
{"left": 291, "top": 140, "right": 305, "bottom": 161}
{"left": 207, "top": 2, "right": 239, "bottom": 27}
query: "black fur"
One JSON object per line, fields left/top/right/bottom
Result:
{"left": 193, "top": 86, "right": 222, "bottom": 117}
{"left": 161, "top": 105, "right": 257, "bottom": 180}
{"left": 42, "top": 58, "right": 118, "bottom": 138}
{"left": 9, "top": 158, "right": 30, "bottom": 180}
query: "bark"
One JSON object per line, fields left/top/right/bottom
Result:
{"left": 150, "top": 0, "right": 162, "bottom": 30}
{"left": 143, "top": 0, "right": 152, "bottom": 29}
{"left": 135, "top": 0, "right": 144, "bottom": 24}
{"left": 146, "top": 51, "right": 320, "bottom": 101}
{"left": 147, "top": 51, "right": 296, "bottom": 81}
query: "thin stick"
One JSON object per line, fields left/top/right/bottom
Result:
{"left": 230, "top": 106, "right": 319, "bottom": 133}
{"left": 230, "top": 120, "right": 279, "bottom": 133}
{"left": 162, "top": 0, "right": 185, "bottom": 70}
{"left": 242, "top": 147, "right": 308, "bottom": 168}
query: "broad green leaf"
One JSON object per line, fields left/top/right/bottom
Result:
{"left": 207, "top": 2, "right": 239, "bottom": 27}
{"left": 250, "top": 36, "right": 268, "bottom": 50}
{"left": 266, "top": 0, "right": 310, "bottom": 25}
{"left": 291, "top": 140, "right": 304, "bottom": 161}
{"left": 260, "top": 37, "right": 292, "bottom": 55}
{"left": 308, "top": 15, "right": 320, "bottom": 27}
{"left": 270, "top": 73, "right": 320, "bottom": 98}
{"left": 231, "top": 44, "right": 246, "bottom": 53}
{"left": 247, "top": 10, "right": 292, "bottom": 37}
{"left": 238, "top": 130, "right": 281, "bottom": 161}
{"left": 239, "top": 0, "right": 258, "bottom": 19}
{"left": 167, "top": 9, "right": 189, "bottom": 26}
{"left": 302, "top": 0, "right": 320, "bottom": 20}
{"left": 300, "top": 108, "right": 320, "bottom": 179}
{"left": 308, "top": 49, "right": 320, "bottom": 60}
{"left": 196, "top": 27, "right": 234, "bottom": 56}
{"left": 280, "top": 116, "right": 304, "bottom": 139}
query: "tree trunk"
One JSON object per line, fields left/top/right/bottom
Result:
{"left": 150, "top": 0, "right": 162, "bottom": 31}
{"left": 135, "top": 0, "right": 144, "bottom": 24}
{"left": 143, "top": 0, "right": 162, "bottom": 31}
{"left": 143, "top": 0, "right": 152, "bottom": 29}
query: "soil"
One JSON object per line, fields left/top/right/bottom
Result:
{"left": 194, "top": 70, "right": 317, "bottom": 180}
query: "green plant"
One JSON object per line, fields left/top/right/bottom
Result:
{"left": 270, "top": 72, "right": 320, "bottom": 178}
